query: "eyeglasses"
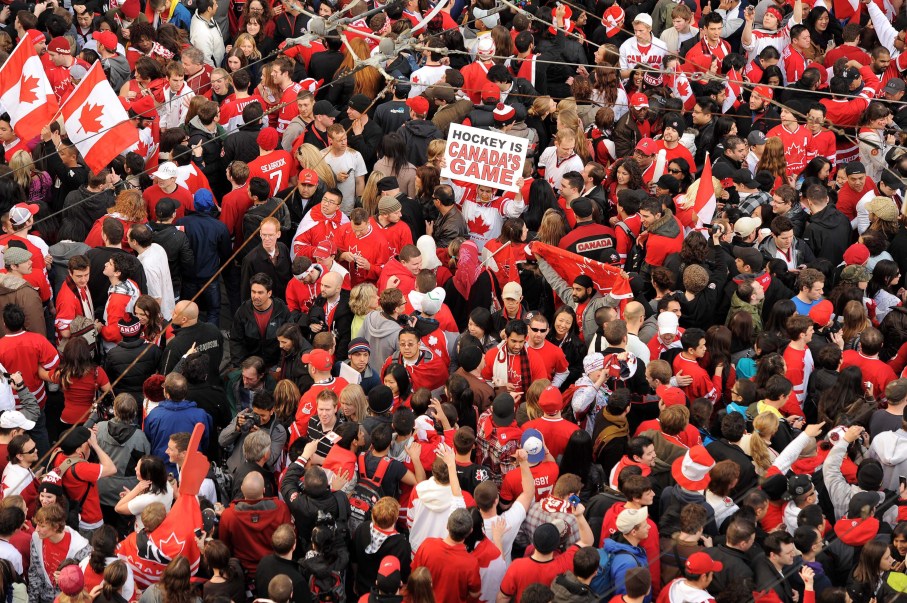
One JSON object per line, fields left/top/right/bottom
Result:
{"left": 529, "top": 327, "right": 548, "bottom": 333}
{"left": 22, "top": 448, "right": 36, "bottom": 455}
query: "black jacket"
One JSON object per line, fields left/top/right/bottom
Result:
{"left": 465, "top": 104, "right": 496, "bottom": 129}
{"left": 705, "top": 439, "right": 758, "bottom": 497}
{"left": 147, "top": 222, "right": 195, "bottom": 298}
{"left": 706, "top": 544, "right": 757, "bottom": 596}
{"left": 803, "top": 204, "right": 853, "bottom": 268}
{"left": 104, "top": 337, "right": 162, "bottom": 401}
{"left": 222, "top": 120, "right": 263, "bottom": 167}
{"left": 280, "top": 458, "right": 351, "bottom": 552}
{"left": 162, "top": 321, "right": 224, "bottom": 386}
{"left": 229, "top": 298, "right": 292, "bottom": 368}
{"left": 306, "top": 291, "right": 353, "bottom": 360}
{"left": 276, "top": 184, "right": 325, "bottom": 242}
{"left": 256, "top": 555, "right": 312, "bottom": 603}
{"left": 63, "top": 187, "right": 115, "bottom": 240}
{"left": 351, "top": 518, "right": 411, "bottom": 597}
{"left": 753, "top": 555, "right": 798, "bottom": 603}
{"left": 399, "top": 119, "right": 443, "bottom": 167}
{"left": 186, "top": 118, "right": 225, "bottom": 197}
{"left": 341, "top": 117, "right": 383, "bottom": 171}
{"left": 240, "top": 244, "right": 293, "bottom": 302}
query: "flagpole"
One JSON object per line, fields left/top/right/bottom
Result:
{"left": 480, "top": 240, "right": 512, "bottom": 267}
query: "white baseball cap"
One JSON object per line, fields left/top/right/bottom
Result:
{"left": 151, "top": 162, "right": 178, "bottom": 180}
{"left": 633, "top": 13, "right": 653, "bottom": 27}
{"left": 0, "top": 410, "right": 35, "bottom": 430}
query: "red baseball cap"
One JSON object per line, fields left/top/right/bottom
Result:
{"left": 538, "top": 386, "right": 563, "bottom": 414}
{"left": 481, "top": 82, "right": 501, "bottom": 102}
{"left": 635, "top": 137, "right": 657, "bottom": 156}
{"left": 629, "top": 92, "right": 649, "bottom": 110}
{"left": 657, "top": 385, "right": 686, "bottom": 407}
{"left": 685, "top": 551, "right": 723, "bottom": 575}
{"left": 120, "top": 0, "right": 141, "bottom": 19}
{"left": 27, "top": 30, "right": 45, "bottom": 45}
{"left": 299, "top": 169, "right": 319, "bottom": 185}
{"left": 406, "top": 96, "right": 429, "bottom": 116}
{"left": 92, "top": 31, "right": 118, "bottom": 52}
{"left": 47, "top": 36, "right": 71, "bottom": 54}
{"left": 302, "top": 349, "right": 333, "bottom": 372}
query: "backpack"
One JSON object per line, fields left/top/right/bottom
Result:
{"left": 616, "top": 221, "right": 645, "bottom": 274}
{"left": 49, "top": 454, "right": 92, "bottom": 529}
{"left": 208, "top": 463, "right": 233, "bottom": 505}
{"left": 309, "top": 572, "right": 344, "bottom": 603}
{"left": 475, "top": 413, "right": 521, "bottom": 486}
{"left": 348, "top": 454, "right": 391, "bottom": 533}
{"left": 589, "top": 547, "right": 641, "bottom": 598}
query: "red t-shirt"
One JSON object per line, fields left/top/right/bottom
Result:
{"left": 53, "top": 367, "right": 109, "bottom": 424}
{"left": 412, "top": 538, "right": 481, "bottom": 603}
{"left": 480, "top": 347, "right": 548, "bottom": 393}
{"left": 499, "top": 460, "right": 560, "bottom": 504}
{"left": 841, "top": 350, "right": 897, "bottom": 401}
{"left": 53, "top": 459, "right": 103, "bottom": 526}
{"left": 523, "top": 416, "right": 579, "bottom": 460}
{"left": 499, "top": 545, "right": 579, "bottom": 602}
{"left": 42, "top": 531, "right": 72, "bottom": 586}
{"left": 0, "top": 331, "right": 60, "bottom": 407}
{"left": 672, "top": 353, "right": 719, "bottom": 404}
{"left": 142, "top": 184, "right": 194, "bottom": 220}
{"left": 527, "top": 341, "right": 570, "bottom": 382}
{"left": 635, "top": 419, "right": 701, "bottom": 448}
{"left": 220, "top": 186, "right": 252, "bottom": 251}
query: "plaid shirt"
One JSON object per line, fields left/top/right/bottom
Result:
{"left": 515, "top": 496, "right": 581, "bottom": 552}
{"left": 737, "top": 191, "right": 771, "bottom": 217}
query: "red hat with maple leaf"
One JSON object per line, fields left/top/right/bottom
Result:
{"left": 635, "top": 138, "right": 657, "bottom": 156}
{"left": 602, "top": 5, "right": 624, "bottom": 37}
{"left": 130, "top": 94, "right": 156, "bottom": 118}
{"left": 752, "top": 85, "right": 773, "bottom": 100}
{"left": 120, "top": 0, "right": 141, "bottom": 19}
{"left": 299, "top": 169, "right": 318, "bottom": 185}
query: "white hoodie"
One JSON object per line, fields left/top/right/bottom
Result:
{"left": 869, "top": 428, "right": 907, "bottom": 492}
{"left": 406, "top": 478, "right": 465, "bottom": 554}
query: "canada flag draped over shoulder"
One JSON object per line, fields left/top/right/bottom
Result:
{"left": 60, "top": 62, "right": 138, "bottom": 174}
{"left": 0, "top": 38, "right": 58, "bottom": 143}
{"left": 695, "top": 155, "right": 717, "bottom": 226}
{"left": 530, "top": 241, "right": 632, "bottom": 298}
{"left": 117, "top": 425, "right": 205, "bottom": 587}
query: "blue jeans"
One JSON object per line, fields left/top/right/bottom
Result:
{"left": 182, "top": 277, "right": 222, "bottom": 326}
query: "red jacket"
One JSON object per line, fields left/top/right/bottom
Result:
{"left": 219, "top": 497, "right": 292, "bottom": 575}
{"left": 638, "top": 212, "right": 683, "bottom": 267}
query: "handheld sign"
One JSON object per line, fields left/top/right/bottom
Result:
{"left": 441, "top": 123, "right": 528, "bottom": 193}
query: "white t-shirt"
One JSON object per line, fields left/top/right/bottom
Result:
{"left": 0, "top": 539, "right": 22, "bottom": 576}
{"left": 127, "top": 482, "right": 175, "bottom": 530}
{"left": 409, "top": 64, "right": 448, "bottom": 97}
{"left": 483, "top": 503, "right": 527, "bottom": 564}
{"left": 322, "top": 150, "right": 367, "bottom": 215}
{"left": 619, "top": 36, "right": 668, "bottom": 71}
{"left": 138, "top": 243, "right": 175, "bottom": 320}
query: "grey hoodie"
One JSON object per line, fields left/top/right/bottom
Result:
{"left": 96, "top": 418, "right": 150, "bottom": 506}
{"left": 870, "top": 428, "right": 907, "bottom": 492}
{"left": 103, "top": 55, "right": 132, "bottom": 93}
{"left": 358, "top": 311, "right": 402, "bottom": 374}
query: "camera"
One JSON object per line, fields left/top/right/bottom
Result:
{"left": 240, "top": 409, "right": 262, "bottom": 433}
{"left": 704, "top": 223, "right": 724, "bottom": 236}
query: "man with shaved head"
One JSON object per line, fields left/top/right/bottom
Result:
{"left": 161, "top": 299, "right": 224, "bottom": 383}
{"left": 218, "top": 447, "right": 292, "bottom": 578}
{"left": 623, "top": 301, "right": 651, "bottom": 363}
{"left": 308, "top": 270, "right": 353, "bottom": 361}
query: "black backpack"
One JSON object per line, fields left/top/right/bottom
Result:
{"left": 348, "top": 454, "right": 391, "bottom": 532}
{"left": 616, "top": 222, "right": 645, "bottom": 274}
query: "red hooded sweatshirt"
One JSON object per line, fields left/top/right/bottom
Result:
{"left": 601, "top": 502, "right": 661, "bottom": 596}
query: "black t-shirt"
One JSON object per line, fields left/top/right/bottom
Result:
{"left": 363, "top": 453, "right": 408, "bottom": 500}
{"left": 455, "top": 461, "right": 489, "bottom": 496}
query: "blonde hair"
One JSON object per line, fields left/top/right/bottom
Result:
{"left": 524, "top": 378, "right": 552, "bottom": 422}
{"left": 557, "top": 98, "right": 577, "bottom": 114}
{"left": 427, "top": 139, "right": 446, "bottom": 168}
{"left": 349, "top": 283, "right": 377, "bottom": 316}
{"left": 210, "top": 67, "right": 232, "bottom": 89}
{"left": 273, "top": 379, "right": 301, "bottom": 425}
{"left": 529, "top": 96, "right": 554, "bottom": 118}
{"left": 536, "top": 209, "right": 568, "bottom": 245}
{"left": 339, "top": 384, "right": 369, "bottom": 422}
{"left": 556, "top": 110, "right": 590, "bottom": 162}
{"left": 360, "top": 170, "right": 385, "bottom": 216}
{"left": 9, "top": 150, "right": 36, "bottom": 190}
{"left": 751, "top": 412, "right": 779, "bottom": 472}
{"left": 233, "top": 33, "right": 262, "bottom": 59}
{"left": 295, "top": 143, "right": 336, "bottom": 188}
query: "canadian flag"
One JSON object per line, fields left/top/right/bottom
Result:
{"left": 665, "top": 71, "right": 696, "bottom": 112}
{"left": 0, "top": 38, "right": 58, "bottom": 143}
{"left": 722, "top": 69, "right": 744, "bottom": 113}
{"left": 60, "top": 62, "right": 138, "bottom": 174}
{"left": 695, "top": 154, "right": 717, "bottom": 226}
{"left": 530, "top": 241, "right": 633, "bottom": 298}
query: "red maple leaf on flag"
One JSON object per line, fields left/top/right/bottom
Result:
{"left": 78, "top": 103, "right": 104, "bottom": 134}
{"left": 467, "top": 215, "right": 490, "bottom": 237}
{"left": 18, "top": 75, "right": 39, "bottom": 104}
{"left": 676, "top": 78, "right": 690, "bottom": 99}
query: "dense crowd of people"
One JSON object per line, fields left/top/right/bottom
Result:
{"left": 4, "top": 0, "right": 907, "bottom": 600}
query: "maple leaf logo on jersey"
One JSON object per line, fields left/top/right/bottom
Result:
{"left": 19, "top": 75, "right": 39, "bottom": 104}
{"left": 467, "top": 216, "right": 490, "bottom": 237}
{"left": 78, "top": 103, "right": 104, "bottom": 134}
{"left": 428, "top": 335, "right": 438, "bottom": 347}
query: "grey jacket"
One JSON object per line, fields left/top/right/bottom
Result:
{"left": 823, "top": 437, "right": 894, "bottom": 523}
{"left": 538, "top": 257, "right": 613, "bottom": 342}
{"left": 28, "top": 529, "right": 90, "bottom": 603}
{"left": 96, "top": 418, "right": 150, "bottom": 507}
{"left": 218, "top": 416, "right": 287, "bottom": 473}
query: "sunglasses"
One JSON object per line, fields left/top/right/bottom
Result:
{"left": 22, "top": 448, "right": 36, "bottom": 455}
{"left": 529, "top": 327, "right": 548, "bottom": 333}
{"left": 668, "top": 168, "right": 682, "bottom": 174}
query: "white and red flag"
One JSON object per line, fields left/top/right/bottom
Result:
{"left": 530, "top": 241, "right": 633, "bottom": 298}
{"left": 695, "top": 155, "right": 717, "bottom": 226}
{"left": 0, "top": 38, "right": 59, "bottom": 143}
{"left": 60, "top": 62, "right": 138, "bottom": 173}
